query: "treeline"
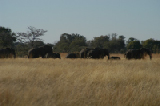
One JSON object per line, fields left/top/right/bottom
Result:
{"left": 53, "top": 33, "right": 125, "bottom": 53}
{"left": 0, "top": 26, "right": 160, "bottom": 57}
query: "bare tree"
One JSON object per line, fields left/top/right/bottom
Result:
{"left": 17, "top": 26, "right": 47, "bottom": 47}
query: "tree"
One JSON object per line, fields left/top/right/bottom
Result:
{"left": 90, "top": 35, "right": 110, "bottom": 48}
{"left": 111, "top": 33, "right": 118, "bottom": 41}
{"left": 27, "top": 41, "right": 44, "bottom": 48}
{"left": 141, "top": 38, "right": 155, "bottom": 49}
{"left": 0, "top": 26, "right": 16, "bottom": 48}
{"left": 118, "top": 35, "right": 125, "bottom": 41}
{"left": 17, "top": 26, "right": 47, "bottom": 47}
{"left": 90, "top": 34, "right": 125, "bottom": 53}
{"left": 127, "top": 37, "right": 138, "bottom": 45}
{"left": 14, "top": 42, "right": 29, "bottom": 57}
{"left": 117, "top": 35, "right": 125, "bottom": 53}
{"left": 141, "top": 38, "right": 160, "bottom": 53}
{"left": 126, "top": 37, "right": 140, "bottom": 49}
{"left": 127, "top": 41, "right": 141, "bottom": 49}
{"left": 53, "top": 33, "right": 87, "bottom": 52}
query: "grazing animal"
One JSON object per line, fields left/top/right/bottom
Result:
{"left": 80, "top": 48, "right": 91, "bottom": 58}
{"left": 125, "top": 48, "right": 152, "bottom": 60}
{"left": 45, "top": 53, "right": 60, "bottom": 58}
{"left": 66, "top": 53, "right": 80, "bottom": 58}
{"left": 108, "top": 56, "right": 120, "bottom": 60}
{"left": 28, "top": 45, "right": 52, "bottom": 58}
{"left": 0, "top": 48, "right": 16, "bottom": 58}
{"left": 87, "top": 48, "right": 110, "bottom": 59}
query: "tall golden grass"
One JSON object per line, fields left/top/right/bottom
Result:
{"left": 0, "top": 54, "right": 160, "bottom": 106}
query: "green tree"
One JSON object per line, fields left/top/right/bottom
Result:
{"left": 152, "top": 45, "right": 157, "bottom": 53}
{"left": 14, "top": 42, "right": 29, "bottom": 57}
{"left": 53, "top": 41, "right": 70, "bottom": 52}
{"left": 27, "top": 41, "right": 44, "bottom": 49}
{"left": 126, "top": 37, "right": 141, "bottom": 49}
{"left": 90, "top": 34, "right": 125, "bottom": 53}
{"left": 90, "top": 35, "right": 110, "bottom": 48}
{"left": 141, "top": 38, "right": 160, "bottom": 53}
{"left": 0, "top": 26, "right": 16, "bottom": 48}
{"left": 53, "top": 33, "right": 87, "bottom": 52}
{"left": 118, "top": 35, "right": 125, "bottom": 41}
{"left": 117, "top": 35, "right": 125, "bottom": 53}
{"left": 127, "top": 41, "right": 141, "bottom": 49}
{"left": 141, "top": 38, "right": 155, "bottom": 49}
{"left": 126, "top": 37, "right": 138, "bottom": 46}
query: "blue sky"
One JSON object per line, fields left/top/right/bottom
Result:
{"left": 1, "top": 0, "right": 160, "bottom": 43}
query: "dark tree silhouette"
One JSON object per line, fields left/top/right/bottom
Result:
{"left": 17, "top": 26, "right": 47, "bottom": 47}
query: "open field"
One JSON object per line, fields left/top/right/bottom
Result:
{"left": 61, "top": 53, "right": 160, "bottom": 59}
{"left": 0, "top": 54, "right": 160, "bottom": 106}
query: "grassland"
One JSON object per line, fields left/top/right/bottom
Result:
{"left": 0, "top": 53, "right": 160, "bottom": 106}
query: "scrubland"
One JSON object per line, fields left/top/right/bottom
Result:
{"left": 0, "top": 53, "right": 160, "bottom": 106}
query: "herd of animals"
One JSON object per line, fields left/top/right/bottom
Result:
{"left": 0, "top": 45, "right": 152, "bottom": 60}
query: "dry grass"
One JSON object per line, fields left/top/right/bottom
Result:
{"left": 0, "top": 54, "right": 160, "bottom": 106}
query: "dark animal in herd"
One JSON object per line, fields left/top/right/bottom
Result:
{"left": 124, "top": 48, "right": 152, "bottom": 60}
{"left": 80, "top": 48, "right": 91, "bottom": 58}
{"left": 80, "top": 48, "right": 110, "bottom": 59}
{"left": 45, "top": 53, "right": 60, "bottom": 58}
{"left": 28, "top": 45, "right": 52, "bottom": 58}
{"left": 108, "top": 56, "right": 120, "bottom": 60}
{"left": 0, "top": 46, "right": 152, "bottom": 60}
{"left": 0, "top": 48, "right": 16, "bottom": 58}
{"left": 66, "top": 53, "right": 80, "bottom": 58}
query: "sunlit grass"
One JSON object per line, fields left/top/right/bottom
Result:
{"left": 0, "top": 54, "right": 160, "bottom": 106}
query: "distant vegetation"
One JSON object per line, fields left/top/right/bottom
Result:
{"left": 0, "top": 26, "right": 160, "bottom": 57}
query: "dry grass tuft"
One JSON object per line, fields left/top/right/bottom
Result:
{"left": 0, "top": 54, "right": 160, "bottom": 106}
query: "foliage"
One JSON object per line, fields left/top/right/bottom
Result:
{"left": 14, "top": 42, "right": 29, "bottom": 57}
{"left": 2, "top": 26, "right": 160, "bottom": 54}
{"left": 141, "top": 38, "right": 155, "bottom": 49}
{"left": 127, "top": 41, "right": 141, "bottom": 49}
{"left": 16, "top": 26, "right": 47, "bottom": 47}
{"left": 126, "top": 37, "right": 138, "bottom": 44}
{"left": 27, "top": 41, "right": 45, "bottom": 49}
{"left": 91, "top": 35, "right": 110, "bottom": 48}
{"left": 53, "top": 33, "right": 87, "bottom": 52}
{"left": 89, "top": 34, "right": 125, "bottom": 53}
{"left": 141, "top": 38, "right": 160, "bottom": 53}
{"left": 0, "top": 26, "right": 16, "bottom": 48}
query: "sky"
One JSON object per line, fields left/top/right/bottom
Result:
{"left": 1, "top": 0, "right": 160, "bottom": 44}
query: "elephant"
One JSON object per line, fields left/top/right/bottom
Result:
{"left": 80, "top": 48, "right": 91, "bottom": 58}
{"left": 87, "top": 48, "right": 110, "bottom": 59}
{"left": 28, "top": 45, "right": 52, "bottom": 58}
{"left": 0, "top": 48, "right": 16, "bottom": 58}
{"left": 108, "top": 56, "right": 120, "bottom": 60}
{"left": 66, "top": 53, "right": 80, "bottom": 58}
{"left": 44, "top": 53, "right": 61, "bottom": 58}
{"left": 125, "top": 48, "right": 152, "bottom": 60}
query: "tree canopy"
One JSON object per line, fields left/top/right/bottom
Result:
{"left": 0, "top": 26, "right": 16, "bottom": 48}
{"left": 1, "top": 26, "right": 160, "bottom": 57}
{"left": 53, "top": 33, "right": 87, "bottom": 52}
{"left": 16, "top": 26, "right": 47, "bottom": 48}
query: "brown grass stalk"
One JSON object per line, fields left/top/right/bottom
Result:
{"left": 0, "top": 55, "right": 160, "bottom": 106}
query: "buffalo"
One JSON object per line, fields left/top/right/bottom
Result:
{"left": 108, "top": 56, "right": 120, "bottom": 60}
{"left": 0, "top": 48, "right": 16, "bottom": 58}
{"left": 87, "top": 48, "right": 110, "bottom": 59}
{"left": 125, "top": 48, "right": 152, "bottom": 60}
{"left": 28, "top": 45, "right": 52, "bottom": 58}
{"left": 44, "top": 53, "right": 60, "bottom": 58}
{"left": 66, "top": 53, "right": 80, "bottom": 58}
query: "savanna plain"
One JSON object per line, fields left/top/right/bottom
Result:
{"left": 0, "top": 53, "right": 160, "bottom": 106}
